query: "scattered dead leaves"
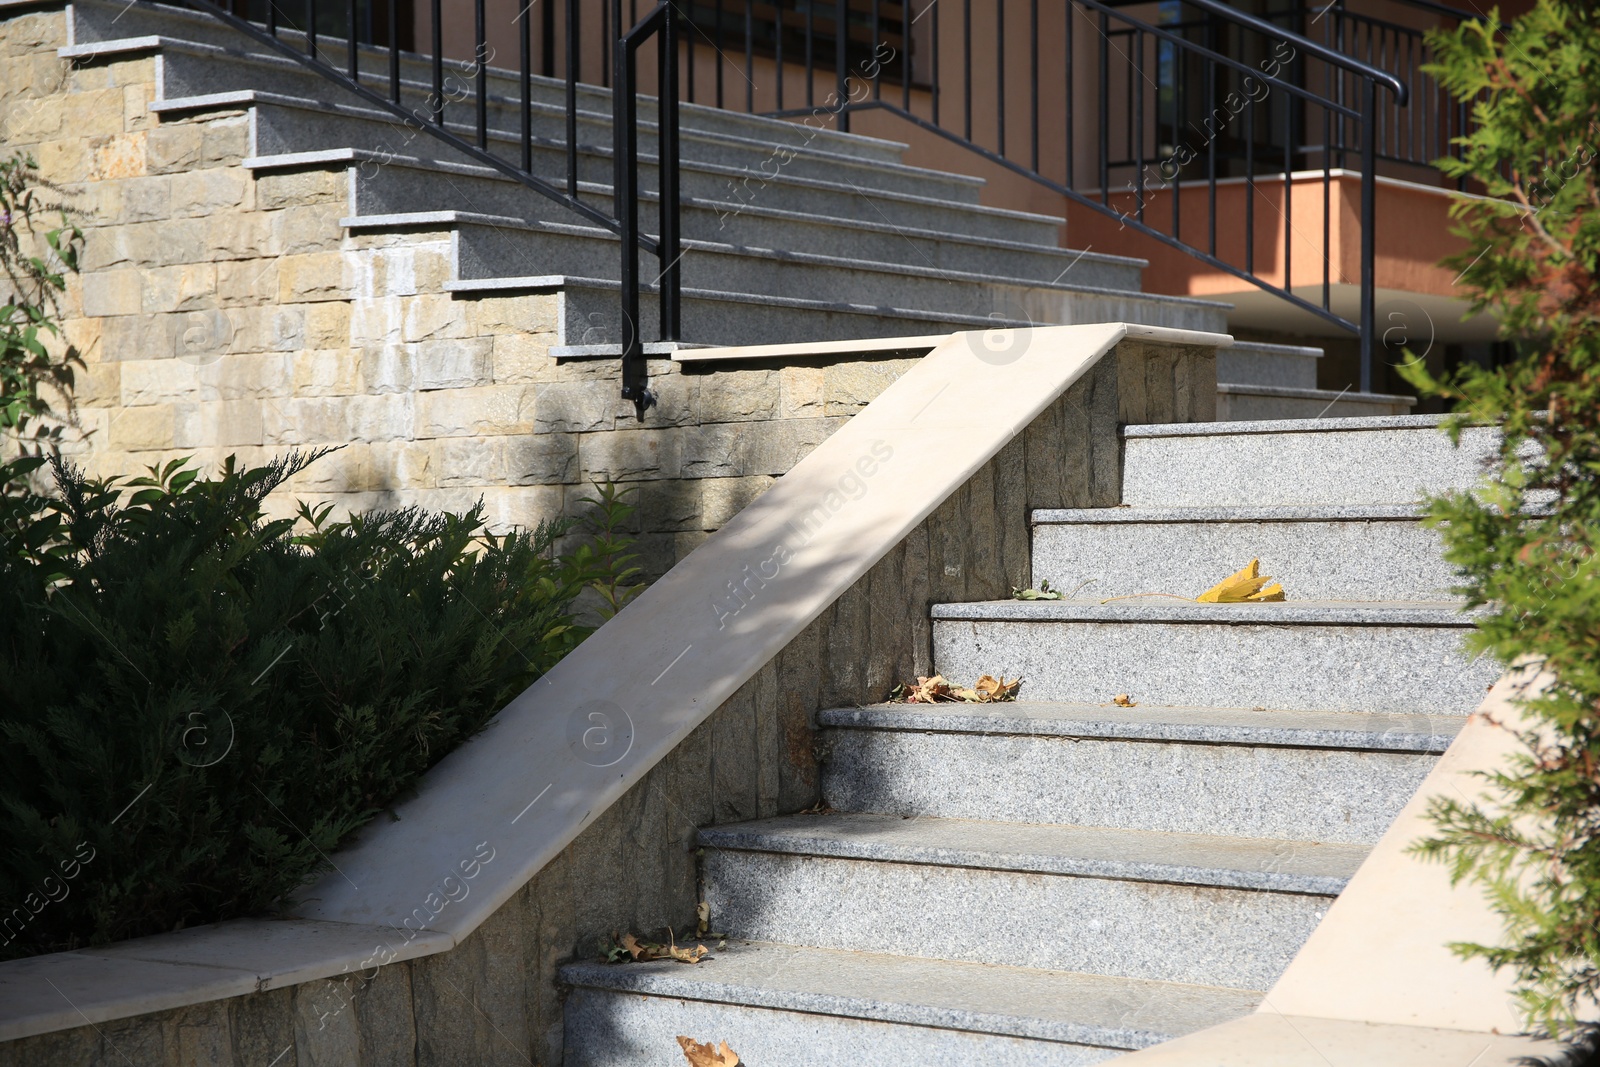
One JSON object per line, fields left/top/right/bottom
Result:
{"left": 603, "top": 929, "right": 712, "bottom": 965}
{"left": 677, "top": 1036, "right": 741, "bottom": 1066}
{"left": 1113, "top": 693, "right": 1137, "bottom": 707}
{"left": 1194, "top": 559, "right": 1285, "bottom": 603}
{"left": 889, "top": 674, "right": 1021, "bottom": 703}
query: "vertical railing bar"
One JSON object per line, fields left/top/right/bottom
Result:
{"left": 901, "top": 0, "right": 910, "bottom": 112}
{"left": 387, "top": 0, "right": 398, "bottom": 102}
{"left": 1029, "top": 0, "right": 1038, "bottom": 172}
{"left": 1323, "top": 103, "right": 1331, "bottom": 312}
{"left": 714, "top": 0, "right": 723, "bottom": 108}
{"left": 520, "top": 0, "right": 532, "bottom": 172}
{"left": 1360, "top": 77, "right": 1377, "bottom": 393}
{"left": 1206, "top": 56, "right": 1215, "bottom": 256}
{"left": 566, "top": 0, "right": 578, "bottom": 195}
{"left": 308, "top": 0, "right": 318, "bottom": 61}
{"left": 268, "top": 0, "right": 277, "bottom": 37}
{"left": 346, "top": 0, "right": 356, "bottom": 80}
{"left": 963, "top": 0, "right": 971, "bottom": 141}
{"left": 1133, "top": 27, "right": 1143, "bottom": 223}
{"left": 615, "top": 30, "right": 643, "bottom": 411}
{"left": 995, "top": 0, "right": 1005, "bottom": 158}
{"left": 776, "top": 0, "right": 785, "bottom": 112}
{"left": 1064, "top": 0, "right": 1072, "bottom": 188}
{"left": 835, "top": 0, "right": 849, "bottom": 130}
{"left": 1171, "top": 40, "right": 1180, "bottom": 240}
{"left": 1097, "top": 8, "right": 1107, "bottom": 206}
{"left": 1283, "top": 99, "right": 1291, "bottom": 295}
{"left": 805, "top": 2, "right": 814, "bottom": 107}
{"left": 602, "top": 0, "right": 611, "bottom": 88}
{"left": 660, "top": 3, "right": 680, "bottom": 343}
{"left": 429, "top": 0, "right": 440, "bottom": 123}
{"left": 1245, "top": 80, "right": 1254, "bottom": 276}
{"left": 686, "top": 2, "right": 696, "bottom": 104}
{"left": 474, "top": 0, "right": 486, "bottom": 148}
{"left": 871, "top": 0, "right": 880, "bottom": 99}
{"left": 541, "top": 0, "right": 555, "bottom": 78}
{"left": 744, "top": 2, "right": 753, "bottom": 112}
{"left": 930, "top": 0, "right": 939, "bottom": 126}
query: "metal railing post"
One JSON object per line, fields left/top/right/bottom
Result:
{"left": 1359, "top": 77, "right": 1378, "bottom": 395}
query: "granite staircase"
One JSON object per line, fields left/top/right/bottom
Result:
{"left": 61, "top": 0, "right": 1406, "bottom": 417}
{"left": 560, "top": 414, "right": 1496, "bottom": 1064}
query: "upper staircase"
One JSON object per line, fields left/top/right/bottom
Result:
{"left": 58, "top": 0, "right": 1408, "bottom": 417}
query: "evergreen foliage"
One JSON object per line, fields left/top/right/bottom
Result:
{"left": 0, "top": 450, "right": 640, "bottom": 958}
{"left": 1399, "top": 0, "right": 1600, "bottom": 1037}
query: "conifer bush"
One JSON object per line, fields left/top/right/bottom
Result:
{"left": 0, "top": 450, "right": 640, "bottom": 959}
{"left": 1399, "top": 0, "right": 1600, "bottom": 1039}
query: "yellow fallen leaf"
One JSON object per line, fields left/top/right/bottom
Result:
{"left": 678, "top": 1037, "right": 741, "bottom": 1066}
{"left": 696, "top": 901, "right": 710, "bottom": 938}
{"left": 1113, "top": 693, "right": 1136, "bottom": 707}
{"left": 970, "top": 675, "right": 1022, "bottom": 702}
{"left": 620, "top": 933, "right": 645, "bottom": 961}
{"left": 1196, "top": 559, "right": 1286, "bottom": 603}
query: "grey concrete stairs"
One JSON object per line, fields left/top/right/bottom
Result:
{"left": 1218, "top": 341, "right": 1415, "bottom": 420}
{"left": 63, "top": 0, "right": 1226, "bottom": 353}
{"left": 559, "top": 415, "right": 1489, "bottom": 1064}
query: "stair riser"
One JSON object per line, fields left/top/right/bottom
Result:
{"left": 76, "top": 0, "right": 909, "bottom": 161}
{"left": 822, "top": 730, "right": 1438, "bottom": 843}
{"left": 1215, "top": 392, "right": 1413, "bottom": 421}
{"left": 238, "top": 94, "right": 984, "bottom": 202}
{"left": 1029, "top": 519, "right": 1453, "bottom": 601}
{"left": 1121, "top": 425, "right": 1499, "bottom": 507}
{"left": 454, "top": 225, "right": 1203, "bottom": 326}
{"left": 562, "top": 990, "right": 1121, "bottom": 1067}
{"left": 932, "top": 619, "right": 1494, "bottom": 713}
{"left": 549, "top": 280, "right": 1227, "bottom": 349}
{"left": 347, "top": 156, "right": 1062, "bottom": 245}
{"left": 703, "top": 851, "right": 1327, "bottom": 989}
{"left": 1215, "top": 347, "right": 1318, "bottom": 390}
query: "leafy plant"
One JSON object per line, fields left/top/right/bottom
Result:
{"left": 0, "top": 450, "right": 640, "bottom": 958}
{"left": 0, "top": 151, "right": 82, "bottom": 447}
{"left": 1397, "top": 0, "right": 1600, "bottom": 1038}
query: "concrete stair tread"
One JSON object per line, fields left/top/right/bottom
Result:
{"left": 559, "top": 939, "right": 1262, "bottom": 1049}
{"left": 1123, "top": 414, "right": 1451, "bottom": 438}
{"left": 819, "top": 702, "right": 1463, "bottom": 752}
{"left": 1216, "top": 383, "right": 1416, "bottom": 404}
{"left": 930, "top": 599, "right": 1476, "bottom": 626}
{"left": 699, "top": 813, "right": 1366, "bottom": 894}
{"left": 1032, "top": 504, "right": 1426, "bottom": 523}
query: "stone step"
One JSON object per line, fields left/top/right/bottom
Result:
{"left": 1028, "top": 505, "right": 1453, "bottom": 601}
{"left": 1215, "top": 383, "right": 1416, "bottom": 421}
{"left": 1120, "top": 415, "right": 1499, "bottom": 508}
{"left": 140, "top": 43, "right": 984, "bottom": 203}
{"left": 341, "top": 156, "right": 1125, "bottom": 281}
{"left": 559, "top": 941, "right": 1262, "bottom": 1066}
{"left": 334, "top": 147, "right": 1075, "bottom": 247}
{"left": 66, "top": 0, "right": 910, "bottom": 162}
{"left": 698, "top": 814, "right": 1350, "bottom": 989}
{"left": 820, "top": 703, "right": 1456, "bottom": 843}
{"left": 437, "top": 217, "right": 1218, "bottom": 332}
{"left": 1215, "top": 340, "right": 1321, "bottom": 391}
{"left": 931, "top": 600, "right": 1495, "bottom": 714}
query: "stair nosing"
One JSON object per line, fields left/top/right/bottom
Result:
{"left": 1030, "top": 504, "right": 1426, "bottom": 524}
{"left": 697, "top": 813, "right": 1363, "bottom": 895}
{"left": 558, "top": 940, "right": 1260, "bottom": 1050}
{"left": 930, "top": 599, "right": 1478, "bottom": 627}
{"left": 818, "top": 702, "right": 1462, "bottom": 752}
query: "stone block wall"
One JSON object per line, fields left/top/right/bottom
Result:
{"left": 0, "top": 338, "right": 1215, "bottom": 1066}
{"left": 0, "top": 3, "right": 921, "bottom": 578}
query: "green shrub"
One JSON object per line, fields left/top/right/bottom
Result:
{"left": 1, "top": 151, "right": 81, "bottom": 447}
{"left": 0, "top": 450, "right": 639, "bottom": 958}
{"left": 1400, "top": 0, "right": 1600, "bottom": 1038}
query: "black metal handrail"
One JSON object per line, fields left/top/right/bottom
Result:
{"left": 179, "top": 0, "right": 682, "bottom": 417}
{"left": 690, "top": 0, "right": 1409, "bottom": 390}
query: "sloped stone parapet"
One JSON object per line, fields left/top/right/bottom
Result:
{"left": 0, "top": 325, "right": 1222, "bottom": 1064}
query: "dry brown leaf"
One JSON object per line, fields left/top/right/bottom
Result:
{"left": 1113, "top": 693, "right": 1136, "bottom": 707}
{"left": 620, "top": 933, "right": 646, "bottom": 961}
{"left": 1196, "top": 559, "right": 1286, "bottom": 603}
{"left": 696, "top": 901, "right": 710, "bottom": 938}
{"left": 970, "top": 675, "right": 1022, "bottom": 702}
{"left": 891, "top": 674, "right": 1021, "bottom": 703}
{"left": 677, "top": 1036, "right": 741, "bottom": 1066}
{"left": 615, "top": 931, "right": 711, "bottom": 965}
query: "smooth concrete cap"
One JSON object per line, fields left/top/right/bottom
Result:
{"left": 698, "top": 813, "right": 1367, "bottom": 894}
{"left": 1111, "top": 1011, "right": 1557, "bottom": 1065}
{"left": 561, "top": 940, "right": 1260, "bottom": 1050}
{"left": 0, "top": 920, "right": 450, "bottom": 1041}
{"left": 290, "top": 324, "right": 1220, "bottom": 936}
{"left": 820, "top": 703, "right": 1464, "bottom": 752}
{"left": 1260, "top": 672, "right": 1549, "bottom": 1033}
{"left": 1215, "top": 383, "right": 1416, "bottom": 405}
{"left": 931, "top": 599, "right": 1478, "bottom": 627}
